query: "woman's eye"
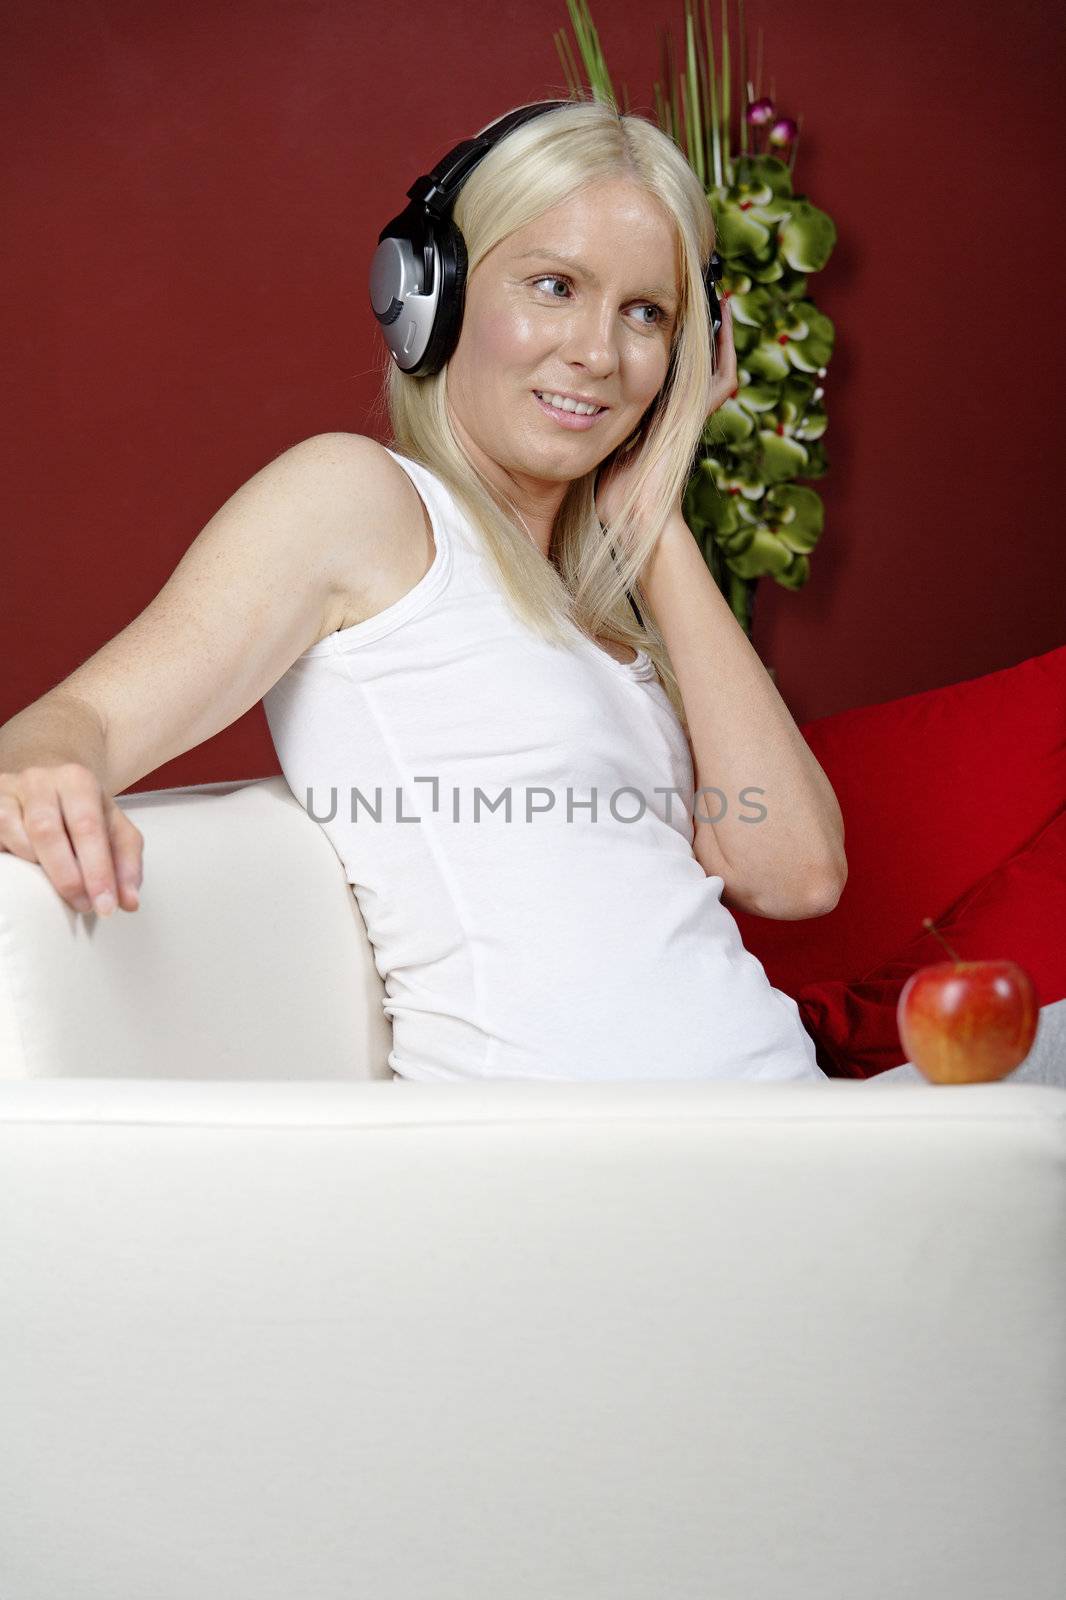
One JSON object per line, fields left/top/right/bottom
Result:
{"left": 532, "top": 275, "right": 571, "bottom": 300}
{"left": 531, "top": 275, "right": 666, "bottom": 327}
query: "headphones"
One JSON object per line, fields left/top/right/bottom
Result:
{"left": 368, "top": 101, "right": 723, "bottom": 632}
{"left": 369, "top": 99, "right": 723, "bottom": 378}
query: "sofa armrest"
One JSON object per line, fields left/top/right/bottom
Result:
{"left": 0, "top": 776, "right": 394, "bottom": 1082}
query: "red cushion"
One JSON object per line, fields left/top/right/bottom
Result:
{"left": 795, "top": 805, "right": 1066, "bottom": 1078}
{"left": 730, "top": 644, "right": 1066, "bottom": 997}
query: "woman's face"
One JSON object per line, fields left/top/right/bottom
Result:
{"left": 445, "top": 176, "right": 680, "bottom": 499}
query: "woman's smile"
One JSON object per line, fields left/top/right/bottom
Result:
{"left": 532, "top": 390, "right": 610, "bottom": 430}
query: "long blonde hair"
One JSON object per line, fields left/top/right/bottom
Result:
{"left": 372, "top": 93, "right": 717, "bottom": 731}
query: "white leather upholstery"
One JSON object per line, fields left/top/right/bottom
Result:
{"left": 1, "top": 776, "right": 1063, "bottom": 1598}
{"left": 0, "top": 777, "right": 395, "bottom": 1082}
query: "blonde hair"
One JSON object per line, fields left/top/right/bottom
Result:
{"left": 372, "top": 93, "right": 717, "bottom": 732}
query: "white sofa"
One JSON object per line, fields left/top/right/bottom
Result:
{"left": 1, "top": 775, "right": 1064, "bottom": 1599}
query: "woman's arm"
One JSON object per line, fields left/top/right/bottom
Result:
{"left": 4, "top": 432, "right": 387, "bottom": 799}
{"left": 639, "top": 510, "right": 847, "bottom": 920}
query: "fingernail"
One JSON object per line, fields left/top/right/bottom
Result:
{"left": 125, "top": 885, "right": 140, "bottom": 909}
{"left": 93, "top": 891, "right": 115, "bottom": 916}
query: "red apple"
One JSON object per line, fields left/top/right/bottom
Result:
{"left": 897, "top": 958, "right": 1038, "bottom": 1084}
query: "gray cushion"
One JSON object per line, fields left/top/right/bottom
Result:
{"left": 864, "top": 997, "right": 1066, "bottom": 1087}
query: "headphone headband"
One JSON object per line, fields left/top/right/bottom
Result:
{"left": 412, "top": 102, "right": 568, "bottom": 219}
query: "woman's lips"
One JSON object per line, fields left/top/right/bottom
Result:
{"left": 532, "top": 391, "right": 608, "bottom": 431}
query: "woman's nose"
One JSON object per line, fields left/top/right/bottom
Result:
{"left": 560, "top": 305, "right": 619, "bottom": 372}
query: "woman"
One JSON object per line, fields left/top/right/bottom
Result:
{"left": 0, "top": 97, "right": 844, "bottom": 1084}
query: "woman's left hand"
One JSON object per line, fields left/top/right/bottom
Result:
{"left": 594, "top": 294, "right": 738, "bottom": 530}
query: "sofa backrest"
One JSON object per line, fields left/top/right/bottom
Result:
{"left": 0, "top": 776, "right": 394, "bottom": 1082}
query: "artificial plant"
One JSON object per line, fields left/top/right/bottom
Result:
{"left": 555, "top": 0, "right": 837, "bottom": 635}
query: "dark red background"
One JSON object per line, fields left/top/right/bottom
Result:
{"left": 2, "top": 0, "right": 1063, "bottom": 794}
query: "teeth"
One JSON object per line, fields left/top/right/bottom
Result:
{"left": 536, "top": 392, "right": 603, "bottom": 416}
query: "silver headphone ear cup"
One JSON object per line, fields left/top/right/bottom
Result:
{"left": 372, "top": 103, "right": 570, "bottom": 377}
{"left": 369, "top": 233, "right": 440, "bottom": 371}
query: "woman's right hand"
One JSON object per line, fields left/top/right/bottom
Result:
{"left": 0, "top": 764, "right": 143, "bottom": 916}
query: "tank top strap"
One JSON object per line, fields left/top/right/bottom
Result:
{"left": 382, "top": 448, "right": 482, "bottom": 564}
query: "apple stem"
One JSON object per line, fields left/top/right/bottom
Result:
{"left": 923, "top": 917, "right": 962, "bottom": 962}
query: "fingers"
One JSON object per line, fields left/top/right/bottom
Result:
{"left": 0, "top": 765, "right": 143, "bottom": 917}
{"left": 717, "top": 296, "right": 737, "bottom": 383}
{"left": 707, "top": 296, "right": 738, "bottom": 411}
{"left": 38, "top": 767, "right": 117, "bottom": 914}
{"left": 105, "top": 800, "right": 144, "bottom": 911}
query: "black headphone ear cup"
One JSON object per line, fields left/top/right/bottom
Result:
{"left": 418, "top": 218, "right": 468, "bottom": 377}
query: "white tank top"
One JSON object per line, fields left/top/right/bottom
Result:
{"left": 262, "top": 447, "right": 825, "bottom": 1084}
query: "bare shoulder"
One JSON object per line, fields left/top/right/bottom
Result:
{"left": 293, "top": 429, "right": 402, "bottom": 506}
{"left": 39, "top": 430, "right": 427, "bottom": 797}
{"left": 307, "top": 431, "right": 436, "bottom": 637}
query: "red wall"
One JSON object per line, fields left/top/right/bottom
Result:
{"left": 2, "top": 0, "right": 1063, "bottom": 793}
